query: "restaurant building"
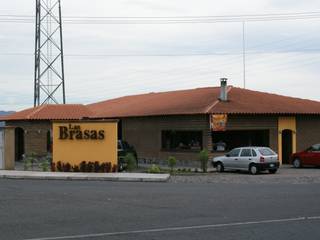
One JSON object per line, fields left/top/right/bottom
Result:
{"left": 1, "top": 81, "right": 320, "bottom": 167}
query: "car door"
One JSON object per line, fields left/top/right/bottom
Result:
{"left": 238, "top": 148, "right": 252, "bottom": 170}
{"left": 314, "top": 144, "right": 320, "bottom": 166}
{"left": 310, "top": 144, "right": 320, "bottom": 166}
{"left": 302, "top": 145, "right": 318, "bottom": 165}
{"left": 224, "top": 148, "right": 241, "bottom": 169}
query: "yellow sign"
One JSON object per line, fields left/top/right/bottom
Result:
{"left": 53, "top": 121, "right": 118, "bottom": 167}
{"left": 210, "top": 114, "right": 228, "bottom": 131}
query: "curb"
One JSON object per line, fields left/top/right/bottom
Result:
{"left": 0, "top": 171, "right": 170, "bottom": 182}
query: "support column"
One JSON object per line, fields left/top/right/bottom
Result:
{"left": 4, "top": 127, "right": 15, "bottom": 170}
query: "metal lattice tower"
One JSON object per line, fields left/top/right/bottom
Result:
{"left": 34, "top": 0, "right": 66, "bottom": 106}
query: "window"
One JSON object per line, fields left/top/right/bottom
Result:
{"left": 229, "top": 148, "right": 240, "bottom": 157}
{"left": 212, "top": 130, "right": 269, "bottom": 152}
{"left": 312, "top": 144, "right": 320, "bottom": 151}
{"left": 240, "top": 149, "right": 252, "bottom": 157}
{"left": 162, "top": 130, "right": 202, "bottom": 151}
{"left": 252, "top": 149, "right": 257, "bottom": 157}
{"left": 258, "top": 148, "right": 276, "bottom": 156}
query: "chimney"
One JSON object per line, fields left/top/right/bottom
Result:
{"left": 219, "top": 78, "right": 228, "bottom": 101}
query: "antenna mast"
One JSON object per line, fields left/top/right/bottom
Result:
{"left": 34, "top": 0, "right": 66, "bottom": 106}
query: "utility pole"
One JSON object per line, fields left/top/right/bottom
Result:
{"left": 242, "top": 21, "right": 246, "bottom": 89}
{"left": 34, "top": 0, "right": 66, "bottom": 106}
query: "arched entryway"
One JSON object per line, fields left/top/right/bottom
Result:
{"left": 282, "top": 129, "right": 293, "bottom": 164}
{"left": 15, "top": 127, "right": 25, "bottom": 161}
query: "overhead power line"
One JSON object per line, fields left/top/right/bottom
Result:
{"left": 1, "top": 11, "right": 320, "bottom": 24}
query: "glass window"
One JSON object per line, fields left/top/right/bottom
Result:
{"left": 212, "top": 130, "right": 269, "bottom": 152}
{"left": 312, "top": 144, "right": 320, "bottom": 151}
{"left": 229, "top": 148, "right": 241, "bottom": 157}
{"left": 258, "top": 148, "right": 276, "bottom": 156}
{"left": 251, "top": 149, "right": 257, "bottom": 157}
{"left": 240, "top": 149, "right": 252, "bottom": 157}
{"left": 161, "top": 130, "right": 202, "bottom": 151}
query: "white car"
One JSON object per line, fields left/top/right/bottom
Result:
{"left": 212, "top": 147, "right": 279, "bottom": 175}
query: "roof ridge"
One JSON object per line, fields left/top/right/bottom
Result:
{"left": 205, "top": 86, "right": 233, "bottom": 113}
{"left": 26, "top": 104, "right": 46, "bottom": 119}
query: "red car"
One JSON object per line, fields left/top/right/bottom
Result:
{"left": 291, "top": 144, "right": 320, "bottom": 168}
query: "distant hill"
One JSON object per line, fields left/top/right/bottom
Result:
{"left": 0, "top": 111, "right": 14, "bottom": 116}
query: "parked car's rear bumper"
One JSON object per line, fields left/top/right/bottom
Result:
{"left": 256, "top": 162, "right": 279, "bottom": 171}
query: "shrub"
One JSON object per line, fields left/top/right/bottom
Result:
{"left": 86, "top": 162, "right": 94, "bottom": 172}
{"left": 72, "top": 165, "right": 80, "bottom": 172}
{"left": 148, "top": 164, "right": 161, "bottom": 174}
{"left": 39, "top": 159, "right": 50, "bottom": 172}
{"left": 56, "top": 161, "right": 63, "bottom": 172}
{"left": 124, "top": 153, "right": 136, "bottom": 172}
{"left": 100, "top": 162, "right": 112, "bottom": 173}
{"left": 94, "top": 161, "right": 100, "bottom": 173}
{"left": 80, "top": 161, "right": 87, "bottom": 172}
{"left": 112, "top": 164, "right": 118, "bottom": 172}
{"left": 167, "top": 156, "right": 177, "bottom": 172}
{"left": 23, "top": 153, "right": 38, "bottom": 171}
{"left": 63, "top": 163, "right": 71, "bottom": 172}
{"left": 51, "top": 162, "right": 56, "bottom": 172}
{"left": 199, "top": 149, "right": 209, "bottom": 173}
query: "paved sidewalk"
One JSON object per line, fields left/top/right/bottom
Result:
{"left": 0, "top": 170, "right": 170, "bottom": 182}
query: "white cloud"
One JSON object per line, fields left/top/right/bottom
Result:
{"left": 1, "top": 0, "right": 320, "bottom": 111}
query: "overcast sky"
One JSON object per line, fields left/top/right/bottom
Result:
{"left": 1, "top": 0, "right": 320, "bottom": 111}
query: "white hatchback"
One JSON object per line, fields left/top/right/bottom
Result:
{"left": 212, "top": 147, "right": 279, "bottom": 175}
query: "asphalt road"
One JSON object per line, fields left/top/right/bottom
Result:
{"left": 1, "top": 178, "right": 320, "bottom": 240}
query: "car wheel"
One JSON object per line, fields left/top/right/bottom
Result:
{"left": 293, "top": 158, "right": 301, "bottom": 168}
{"left": 216, "top": 162, "right": 224, "bottom": 173}
{"left": 268, "top": 169, "right": 277, "bottom": 174}
{"left": 249, "top": 164, "right": 259, "bottom": 175}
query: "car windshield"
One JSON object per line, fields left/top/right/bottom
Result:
{"left": 258, "top": 148, "right": 276, "bottom": 156}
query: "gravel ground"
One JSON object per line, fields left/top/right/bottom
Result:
{"left": 169, "top": 165, "right": 320, "bottom": 184}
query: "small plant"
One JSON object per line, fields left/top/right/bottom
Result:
{"left": 86, "top": 162, "right": 94, "bottom": 172}
{"left": 167, "top": 156, "right": 177, "bottom": 172}
{"left": 23, "top": 153, "right": 37, "bottom": 171}
{"left": 199, "top": 149, "right": 209, "bottom": 173}
{"left": 148, "top": 164, "right": 161, "bottom": 173}
{"left": 72, "top": 165, "right": 80, "bottom": 172}
{"left": 112, "top": 164, "right": 118, "bottom": 172}
{"left": 62, "top": 162, "right": 71, "bottom": 172}
{"left": 124, "top": 153, "right": 136, "bottom": 172}
{"left": 94, "top": 161, "right": 100, "bottom": 173}
{"left": 51, "top": 162, "right": 56, "bottom": 172}
{"left": 56, "top": 161, "right": 63, "bottom": 172}
{"left": 80, "top": 161, "right": 87, "bottom": 172}
{"left": 39, "top": 159, "right": 50, "bottom": 172}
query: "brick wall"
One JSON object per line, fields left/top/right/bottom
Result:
{"left": 6, "top": 120, "right": 51, "bottom": 157}
{"left": 226, "top": 115, "right": 279, "bottom": 152}
{"left": 296, "top": 115, "right": 320, "bottom": 152}
{"left": 121, "top": 114, "right": 279, "bottom": 165}
{"left": 121, "top": 115, "right": 210, "bottom": 166}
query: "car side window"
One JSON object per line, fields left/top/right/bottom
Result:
{"left": 240, "top": 149, "right": 252, "bottom": 157}
{"left": 312, "top": 144, "right": 320, "bottom": 152}
{"left": 251, "top": 149, "right": 257, "bottom": 157}
{"left": 229, "top": 149, "right": 241, "bottom": 157}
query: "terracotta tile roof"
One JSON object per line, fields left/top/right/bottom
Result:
{"left": 2, "top": 86, "right": 320, "bottom": 121}
{"left": 210, "top": 87, "right": 320, "bottom": 115}
{"left": 89, "top": 87, "right": 222, "bottom": 118}
{"left": 0, "top": 104, "right": 93, "bottom": 121}
{"left": 88, "top": 86, "right": 320, "bottom": 118}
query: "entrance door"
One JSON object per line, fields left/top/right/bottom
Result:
{"left": 0, "top": 129, "right": 4, "bottom": 169}
{"left": 282, "top": 129, "right": 293, "bottom": 164}
{"left": 15, "top": 127, "right": 24, "bottom": 161}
